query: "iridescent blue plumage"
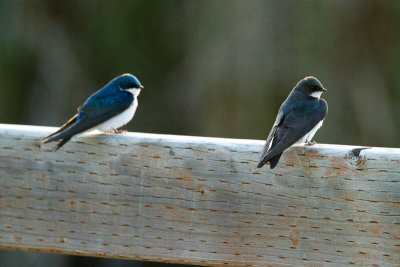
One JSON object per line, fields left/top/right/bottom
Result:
{"left": 43, "top": 73, "right": 143, "bottom": 150}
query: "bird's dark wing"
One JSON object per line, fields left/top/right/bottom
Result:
{"left": 42, "top": 90, "right": 133, "bottom": 150}
{"left": 257, "top": 99, "right": 327, "bottom": 168}
{"left": 258, "top": 110, "right": 284, "bottom": 164}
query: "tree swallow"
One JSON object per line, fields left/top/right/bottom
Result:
{"left": 257, "top": 76, "right": 328, "bottom": 169}
{"left": 42, "top": 73, "right": 143, "bottom": 150}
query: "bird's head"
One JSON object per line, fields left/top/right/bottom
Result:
{"left": 115, "top": 73, "right": 143, "bottom": 96}
{"left": 296, "top": 76, "right": 327, "bottom": 99}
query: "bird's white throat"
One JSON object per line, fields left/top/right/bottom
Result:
{"left": 125, "top": 88, "right": 141, "bottom": 97}
{"left": 310, "top": 91, "right": 323, "bottom": 99}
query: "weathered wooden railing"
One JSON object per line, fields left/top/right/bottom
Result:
{"left": 0, "top": 124, "right": 399, "bottom": 266}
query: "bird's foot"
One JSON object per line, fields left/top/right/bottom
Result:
{"left": 106, "top": 129, "right": 118, "bottom": 134}
{"left": 107, "top": 129, "right": 126, "bottom": 134}
{"left": 306, "top": 140, "right": 316, "bottom": 146}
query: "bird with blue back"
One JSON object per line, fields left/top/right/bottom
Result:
{"left": 257, "top": 76, "right": 328, "bottom": 169}
{"left": 42, "top": 73, "right": 143, "bottom": 150}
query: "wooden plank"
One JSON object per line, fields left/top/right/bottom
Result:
{"left": 0, "top": 123, "right": 399, "bottom": 266}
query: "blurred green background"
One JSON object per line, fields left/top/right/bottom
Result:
{"left": 1, "top": 0, "right": 400, "bottom": 266}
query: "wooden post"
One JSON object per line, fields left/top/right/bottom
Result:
{"left": 0, "top": 124, "right": 399, "bottom": 266}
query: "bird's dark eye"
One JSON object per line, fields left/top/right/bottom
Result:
{"left": 127, "top": 83, "right": 138, "bottom": 88}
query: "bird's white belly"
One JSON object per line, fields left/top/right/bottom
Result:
{"left": 95, "top": 98, "right": 138, "bottom": 131}
{"left": 297, "top": 120, "right": 323, "bottom": 144}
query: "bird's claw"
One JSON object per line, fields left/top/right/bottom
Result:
{"left": 107, "top": 129, "right": 126, "bottom": 134}
{"left": 306, "top": 140, "right": 316, "bottom": 146}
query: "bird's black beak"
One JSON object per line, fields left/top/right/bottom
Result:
{"left": 321, "top": 88, "right": 327, "bottom": 92}
{"left": 140, "top": 85, "right": 144, "bottom": 89}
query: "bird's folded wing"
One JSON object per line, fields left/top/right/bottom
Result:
{"left": 43, "top": 92, "right": 133, "bottom": 143}
{"left": 259, "top": 111, "right": 283, "bottom": 160}
{"left": 259, "top": 99, "right": 327, "bottom": 163}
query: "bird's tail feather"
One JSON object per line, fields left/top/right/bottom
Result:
{"left": 269, "top": 153, "right": 282, "bottom": 169}
{"left": 42, "top": 114, "right": 78, "bottom": 143}
{"left": 53, "top": 137, "right": 72, "bottom": 151}
{"left": 256, "top": 152, "right": 283, "bottom": 169}
{"left": 257, "top": 158, "right": 267, "bottom": 168}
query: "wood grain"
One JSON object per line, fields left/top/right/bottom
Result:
{"left": 0, "top": 124, "right": 399, "bottom": 266}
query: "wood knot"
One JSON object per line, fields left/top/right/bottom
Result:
{"left": 197, "top": 186, "right": 209, "bottom": 196}
{"left": 348, "top": 147, "right": 369, "bottom": 170}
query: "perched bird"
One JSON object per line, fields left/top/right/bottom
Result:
{"left": 257, "top": 76, "right": 328, "bottom": 169}
{"left": 43, "top": 73, "right": 143, "bottom": 150}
